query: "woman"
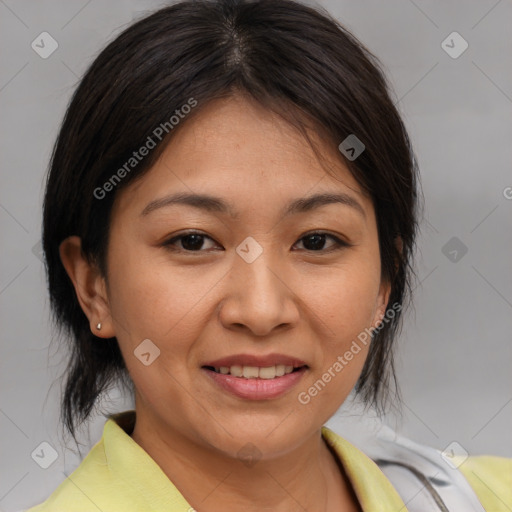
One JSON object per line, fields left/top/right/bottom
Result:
{"left": 28, "top": 0, "right": 510, "bottom": 510}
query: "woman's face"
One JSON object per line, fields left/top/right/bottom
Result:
{"left": 103, "top": 95, "right": 390, "bottom": 459}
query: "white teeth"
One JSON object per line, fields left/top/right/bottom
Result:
{"left": 242, "top": 366, "right": 259, "bottom": 378}
{"left": 212, "top": 364, "right": 299, "bottom": 379}
{"left": 230, "top": 365, "right": 243, "bottom": 377}
{"left": 259, "top": 366, "right": 277, "bottom": 379}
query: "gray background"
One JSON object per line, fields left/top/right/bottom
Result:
{"left": 1, "top": 0, "right": 511, "bottom": 510}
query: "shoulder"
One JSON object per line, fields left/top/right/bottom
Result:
{"left": 24, "top": 438, "right": 113, "bottom": 511}
{"left": 458, "top": 455, "right": 512, "bottom": 511}
{"left": 25, "top": 413, "right": 139, "bottom": 511}
{"left": 24, "top": 411, "right": 189, "bottom": 511}
{"left": 323, "top": 422, "right": 512, "bottom": 512}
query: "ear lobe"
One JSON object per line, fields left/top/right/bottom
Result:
{"left": 59, "top": 236, "right": 115, "bottom": 338}
{"left": 372, "top": 279, "right": 391, "bottom": 330}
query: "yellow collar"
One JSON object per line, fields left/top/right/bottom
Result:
{"left": 321, "top": 425, "right": 407, "bottom": 511}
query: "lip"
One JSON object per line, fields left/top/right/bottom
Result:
{"left": 202, "top": 353, "right": 308, "bottom": 368}
{"left": 202, "top": 366, "right": 308, "bottom": 400}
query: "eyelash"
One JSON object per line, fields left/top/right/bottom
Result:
{"left": 162, "top": 230, "right": 350, "bottom": 254}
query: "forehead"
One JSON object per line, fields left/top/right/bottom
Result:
{"left": 113, "top": 95, "right": 370, "bottom": 218}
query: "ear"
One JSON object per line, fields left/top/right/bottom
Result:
{"left": 371, "top": 235, "right": 402, "bottom": 328}
{"left": 372, "top": 279, "right": 391, "bottom": 329}
{"left": 59, "top": 236, "right": 115, "bottom": 338}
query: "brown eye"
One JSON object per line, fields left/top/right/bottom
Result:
{"left": 180, "top": 234, "right": 207, "bottom": 251}
{"left": 294, "top": 232, "right": 348, "bottom": 252}
{"left": 163, "top": 232, "right": 220, "bottom": 252}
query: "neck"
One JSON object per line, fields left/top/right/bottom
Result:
{"left": 130, "top": 410, "right": 360, "bottom": 512}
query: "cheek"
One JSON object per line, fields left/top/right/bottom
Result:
{"left": 107, "top": 244, "right": 218, "bottom": 339}
{"left": 297, "top": 258, "right": 381, "bottom": 399}
{"left": 302, "top": 260, "right": 382, "bottom": 338}
{"left": 105, "top": 243, "right": 231, "bottom": 399}
{"left": 295, "top": 269, "right": 376, "bottom": 422}
{"left": 105, "top": 251, "right": 206, "bottom": 406}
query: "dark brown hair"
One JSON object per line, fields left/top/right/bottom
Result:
{"left": 42, "top": 0, "right": 419, "bottom": 440}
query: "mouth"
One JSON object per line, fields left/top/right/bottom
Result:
{"left": 201, "top": 354, "right": 309, "bottom": 400}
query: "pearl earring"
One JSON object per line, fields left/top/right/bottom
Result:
{"left": 96, "top": 322, "right": 102, "bottom": 330}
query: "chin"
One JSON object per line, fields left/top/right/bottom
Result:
{"left": 195, "top": 412, "right": 318, "bottom": 461}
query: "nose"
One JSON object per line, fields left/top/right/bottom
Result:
{"left": 218, "top": 250, "right": 300, "bottom": 337}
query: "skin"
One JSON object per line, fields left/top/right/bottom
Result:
{"left": 60, "top": 94, "right": 391, "bottom": 512}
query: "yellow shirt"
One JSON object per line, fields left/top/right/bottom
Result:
{"left": 26, "top": 410, "right": 512, "bottom": 511}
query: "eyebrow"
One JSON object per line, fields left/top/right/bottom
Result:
{"left": 140, "top": 191, "right": 366, "bottom": 219}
